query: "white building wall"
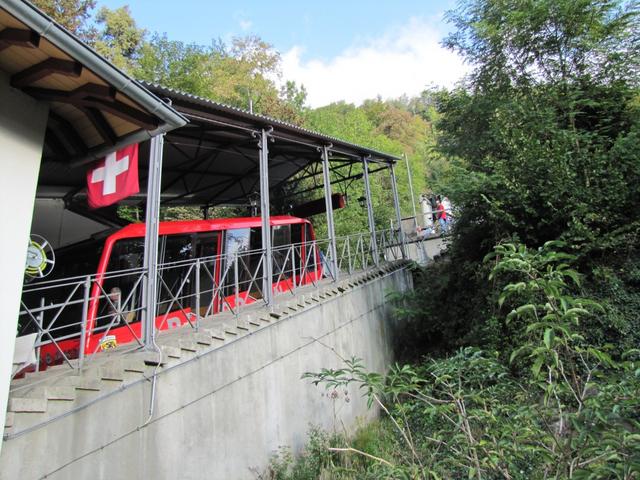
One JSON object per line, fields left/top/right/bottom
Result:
{"left": 31, "top": 199, "right": 110, "bottom": 249}
{"left": 0, "top": 72, "right": 48, "bottom": 447}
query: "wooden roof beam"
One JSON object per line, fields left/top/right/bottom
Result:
{"left": 0, "top": 28, "right": 40, "bottom": 53}
{"left": 11, "top": 58, "right": 83, "bottom": 88}
{"left": 82, "top": 107, "right": 116, "bottom": 146}
{"left": 24, "top": 84, "right": 159, "bottom": 130}
{"left": 49, "top": 111, "right": 88, "bottom": 156}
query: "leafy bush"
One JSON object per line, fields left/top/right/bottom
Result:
{"left": 295, "top": 242, "right": 640, "bottom": 480}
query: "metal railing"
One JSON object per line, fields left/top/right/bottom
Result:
{"left": 15, "top": 228, "right": 405, "bottom": 374}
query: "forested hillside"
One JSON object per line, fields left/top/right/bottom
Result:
{"left": 34, "top": 1, "right": 640, "bottom": 478}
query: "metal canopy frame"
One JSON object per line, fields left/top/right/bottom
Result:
{"left": 34, "top": 82, "right": 405, "bottom": 317}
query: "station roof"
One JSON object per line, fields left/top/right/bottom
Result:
{"left": 132, "top": 83, "right": 400, "bottom": 209}
{"left": 3, "top": 1, "right": 399, "bottom": 218}
{"left": 38, "top": 82, "right": 399, "bottom": 218}
{"left": 0, "top": 0, "right": 186, "bottom": 164}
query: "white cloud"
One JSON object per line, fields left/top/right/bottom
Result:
{"left": 239, "top": 19, "right": 253, "bottom": 32}
{"left": 281, "top": 17, "right": 468, "bottom": 108}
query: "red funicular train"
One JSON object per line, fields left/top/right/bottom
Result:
{"left": 27, "top": 215, "right": 321, "bottom": 369}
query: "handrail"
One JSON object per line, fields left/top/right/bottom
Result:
{"left": 14, "top": 228, "right": 409, "bottom": 373}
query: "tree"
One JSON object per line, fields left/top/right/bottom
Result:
{"left": 31, "top": 0, "right": 95, "bottom": 39}
{"left": 400, "top": 0, "right": 640, "bottom": 355}
{"left": 94, "top": 6, "right": 145, "bottom": 71}
{"left": 134, "top": 33, "right": 216, "bottom": 97}
{"left": 436, "top": 0, "right": 640, "bottom": 253}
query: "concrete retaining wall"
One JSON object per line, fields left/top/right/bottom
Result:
{"left": 1, "top": 266, "right": 412, "bottom": 480}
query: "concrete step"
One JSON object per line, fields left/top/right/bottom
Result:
{"left": 122, "top": 359, "right": 147, "bottom": 374}
{"left": 245, "top": 315, "right": 262, "bottom": 327}
{"left": 5, "top": 412, "right": 14, "bottom": 429}
{"left": 8, "top": 397, "right": 47, "bottom": 413}
{"left": 160, "top": 345, "right": 182, "bottom": 359}
{"left": 99, "top": 364, "right": 125, "bottom": 382}
{"left": 202, "top": 327, "right": 226, "bottom": 342}
{"left": 165, "top": 338, "right": 198, "bottom": 353}
{"left": 235, "top": 319, "right": 250, "bottom": 331}
{"left": 44, "top": 386, "right": 76, "bottom": 401}
{"left": 194, "top": 332, "right": 213, "bottom": 346}
{"left": 222, "top": 324, "right": 239, "bottom": 336}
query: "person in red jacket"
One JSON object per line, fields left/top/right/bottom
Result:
{"left": 436, "top": 197, "right": 448, "bottom": 234}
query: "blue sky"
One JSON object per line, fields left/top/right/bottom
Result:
{"left": 98, "top": 1, "right": 467, "bottom": 107}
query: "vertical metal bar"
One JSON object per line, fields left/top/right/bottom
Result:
{"left": 291, "top": 243, "right": 297, "bottom": 293}
{"left": 362, "top": 156, "right": 379, "bottom": 266}
{"left": 259, "top": 129, "right": 274, "bottom": 305}
{"left": 35, "top": 297, "right": 45, "bottom": 372}
{"left": 195, "top": 258, "right": 201, "bottom": 330}
{"left": 389, "top": 162, "right": 407, "bottom": 259}
{"left": 404, "top": 153, "right": 418, "bottom": 222}
{"left": 234, "top": 253, "right": 239, "bottom": 316}
{"left": 321, "top": 144, "right": 339, "bottom": 281}
{"left": 142, "top": 134, "right": 165, "bottom": 349}
{"left": 77, "top": 276, "right": 90, "bottom": 369}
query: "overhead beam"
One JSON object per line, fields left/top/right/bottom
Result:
{"left": 82, "top": 107, "right": 116, "bottom": 145}
{"left": 49, "top": 112, "right": 88, "bottom": 156}
{"left": 44, "top": 126, "right": 69, "bottom": 158}
{"left": 0, "top": 28, "right": 40, "bottom": 52}
{"left": 89, "top": 98, "right": 158, "bottom": 130}
{"left": 11, "top": 58, "right": 83, "bottom": 88}
{"left": 24, "top": 85, "right": 158, "bottom": 130}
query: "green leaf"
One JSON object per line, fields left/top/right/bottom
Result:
{"left": 544, "top": 328, "right": 554, "bottom": 349}
{"left": 532, "top": 356, "right": 544, "bottom": 377}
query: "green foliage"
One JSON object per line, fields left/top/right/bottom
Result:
{"left": 435, "top": 0, "right": 640, "bottom": 253}
{"left": 94, "top": 6, "right": 145, "bottom": 71}
{"left": 412, "top": 0, "right": 640, "bottom": 364}
{"left": 31, "top": 0, "right": 96, "bottom": 39}
{"left": 134, "top": 34, "right": 306, "bottom": 123}
{"left": 260, "top": 427, "right": 343, "bottom": 480}
{"left": 296, "top": 242, "right": 640, "bottom": 479}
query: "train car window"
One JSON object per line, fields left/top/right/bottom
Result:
{"left": 98, "top": 238, "right": 145, "bottom": 327}
{"left": 194, "top": 232, "right": 221, "bottom": 316}
{"left": 157, "top": 235, "right": 193, "bottom": 316}
{"left": 291, "top": 224, "right": 303, "bottom": 279}
{"left": 248, "top": 228, "right": 263, "bottom": 296}
{"left": 305, "top": 223, "right": 317, "bottom": 272}
{"left": 223, "top": 228, "right": 251, "bottom": 299}
{"left": 272, "top": 225, "right": 292, "bottom": 281}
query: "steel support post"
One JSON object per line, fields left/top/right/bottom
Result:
{"left": 142, "top": 134, "right": 164, "bottom": 348}
{"left": 195, "top": 258, "right": 201, "bottom": 330}
{"left": 259, "top": 129, "right": 274, "bottom": 305}
{"left": 78, "top": 275, "right": 90, "bottom": 368}
{"left": 389, "top": 162, "right": 407, "bottom": 259}
{"left": 403, "top": 153, "right": 418, "bottom": 223}
{"left": 362, "top": 156, "right": 379, "bottom": 266}
{"left": 321, "top": 145, "right": 339, "bottom": 281}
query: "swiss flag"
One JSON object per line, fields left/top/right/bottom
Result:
{"left": 86, "top": 144, "right": 139, "bottom": 209}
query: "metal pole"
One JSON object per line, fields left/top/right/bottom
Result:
{"left": 389, "top": 162, "right": 407, "bottom": 259}
{"left": 259, "top": 128, "right": 274, "bottom": 305}
{"left": 404, "top": 153, "right": 418, "bottom": 221}
{"left": 36, "top": 297, "right": 45, "bottom": 372}
{"left": 195, "top": 258, "right": 201, "bottom": 330}
{"left": 362, "top": 156, "right": 379, "bottom": 266}
{"left": 234, "top": 253, "right": 240, "bottom": 315}
{"left": 321, "top": 145, "right": 339, "bottom": 282}
{"left": 291, "top": 243, "right": 297, "bottom": 292}
{"left": 142, "top": 134, "right": 164, "bottom": 349}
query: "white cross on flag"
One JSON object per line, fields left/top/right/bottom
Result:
{"left": 86, "top": 143, "right": 139, "bottom": 209}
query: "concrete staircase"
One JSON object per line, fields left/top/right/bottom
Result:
{"left": 4, "top": 263, "right": 405, "bottom": 441}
